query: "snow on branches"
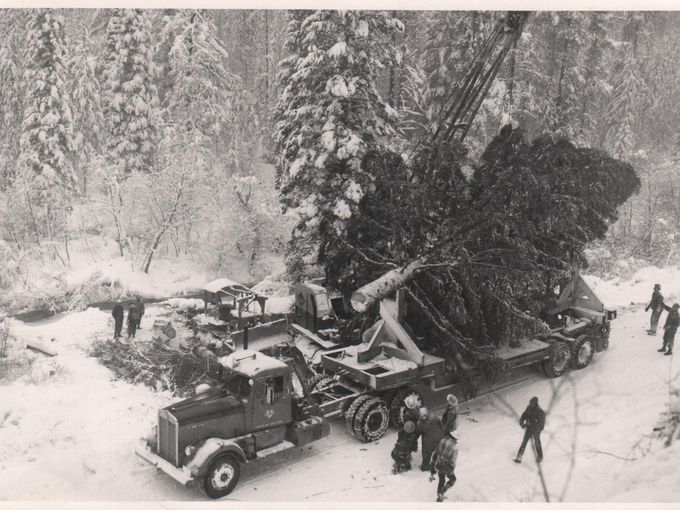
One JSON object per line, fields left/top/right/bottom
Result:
{"left": 274, "top": 10, "right": 404, "bottom": 279}
{"left": 102, "top": 9, "right": 160, "bottom": 175}
{"left": 19, "top": 10, "right": 76, "bottom": 191}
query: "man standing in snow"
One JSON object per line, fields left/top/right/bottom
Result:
{"left": 112, "top": 301, "right": 124, "bottom": 339}
{"left": 135, "top": 296, "right": 145, "bottom": 330}
{"left": 645, "top": 283, "right": 665, "bottom": 335}
{"left": 429, "top": 430, "right": 458, "bottom": 502}
{"left": 417, "top": 407, "right": 445, "bottom": 471}
{"left": 513, "top": 396, "right": 545, "bottom": 464}
{"left": 441, "top": 394, "right": 459, "bottom": 434}
{"left": 658, "top": 303, "right": 679, "bottom": 356}
{"left": 127, "top": 302, "right": 140, "bottom": 339}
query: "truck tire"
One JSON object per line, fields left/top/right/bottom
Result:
{"left": 571, "top": 336, "right": 594, "bottom": 369}
{"left": 200, "top": 453, "right": 241, "bottom": 499}
{"left": 352, "top": 396, "right": 390, "bottom": 442}
{"left": 388, "top": 387, "right": 423, "bottom": 428}
{"left": 541, "top": 342, "right": 570, "bottom": 378}
{"left": 345, "top": 395, "right": 374, "bottom": 435}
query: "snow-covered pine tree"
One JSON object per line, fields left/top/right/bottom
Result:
{"left": 102, "top": 9, "right": 160, "bottom": 174}
{"left": 161, "top": 10, "right": 242, "bottom": 152}
{"left": 0, "top": 41, "right": 23, "bottom": 188}
{"left": 18, "top": 10, "right": 76, "bottom": 191}
{"left": 578, "top": 12, "right": 611, "bottom": 146}
{"left": 68, "top": 26, "right": 104, "bottom": 195}
{"left": 604, "top": 46, "right": 648, "bottom": 160}
{"left": 274, "top": 10, "right": 404, "bottom": 280}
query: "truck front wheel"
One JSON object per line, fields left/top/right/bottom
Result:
{"left": 542, "top": 342, "right": 570, "bottom": 378}
{"left": 201, "top": 453, "right": 241, "bottom": 499}
{"left": 571, "top": 336, "right": 594, "bottom": 369}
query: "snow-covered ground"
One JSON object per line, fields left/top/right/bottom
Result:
{"left": 1, "top": 269, "right": 680, "bottom": 502}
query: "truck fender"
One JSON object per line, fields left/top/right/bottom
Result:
{"left": 185, "top": 437, "right": 247, "bottom": 478}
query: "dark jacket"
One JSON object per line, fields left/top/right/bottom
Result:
{"left": 112, "top": 304, "right": 124, "bottom": 320}
{"left": 418, "top": 415, "right": 445, "bottom": 462}
{"left": 520, "top": 404, "right": 545, "bottom": 432}
{"left": 430, "top": 436, "right": 458, "bottom": 475}
{"left": 128, "top": 304, "right": 141, "bottom": 323}
{"left": 647, "top": 291, "right": 664, "bottom": 312}
{"left": 663, "top": 307, "right": 680, "bottom": 331}
{"left": 391, "top": 427, "right": 418, "bottom": 461}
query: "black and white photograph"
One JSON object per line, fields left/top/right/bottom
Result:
{"left": 1, "top": 4, "right": 679, "bottom": 504}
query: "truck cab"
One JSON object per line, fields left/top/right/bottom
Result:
{"left": 135, "top": 349, "right": 329, "bottom": 499}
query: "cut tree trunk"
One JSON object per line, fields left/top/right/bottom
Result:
{"left": 350, "top": 256, "right": 427, "bottom": 313}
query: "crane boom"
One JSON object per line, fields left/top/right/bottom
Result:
{"left": 431, "top": 12, "right": 529, "bottom": 144}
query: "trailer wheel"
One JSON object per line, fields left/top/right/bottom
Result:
{"left": 352, "top": 396, "right": 390, "bottom": 442}
{"left": 542, "top": 342, "right": 570, "bottom": 378}
{"left": 571, "top": 336, "right": 594, "bottom": 369}
{"left": 344, "top": 395, "right": 374, "bottom": 435}
{"left": 200, "top": 453, "right": 241, "bottom": 499}
{"left": 388, "top": 388, "right": 423, "bottom": 428}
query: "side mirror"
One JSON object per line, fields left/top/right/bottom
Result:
{"left": 266, "top": 386, "right": 275, "bottom": 405}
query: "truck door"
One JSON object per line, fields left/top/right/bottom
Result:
{"left": 252, "top": 374, "right": 292, "bottom": 432}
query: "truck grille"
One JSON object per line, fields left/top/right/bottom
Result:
{"left": 157, "top": 411, "right": 179, "bottom": 466}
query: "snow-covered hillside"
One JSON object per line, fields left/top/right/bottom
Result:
{"left": 1, "top": 268, "right": 679, "bottom": 502}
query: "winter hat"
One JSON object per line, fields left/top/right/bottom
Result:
{"left": 654, "top": 283, "right": 661, "bottom": 290}
{"left": 404, "top": 395, "right": 418, "bottom": 409}
{"left": 530, "top": 396, "right": 539, "bottom": 406}
{"left": 403, "top": 421, "right": 416, "bottom": 433}
{"left": 447, "top": 394, "right": 458, "bottom": 407}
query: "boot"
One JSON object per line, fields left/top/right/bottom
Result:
{"left": 658, "top": 347, "right": 666, "bottom": 352}
{"left": 513, "top": 453, "right": 523, "bottom": 463}
{"left": 436, "top": 493, "right": 444, "bottom": 502}
{"left": 665, "top": 350, "right": 673, "bottom": 356}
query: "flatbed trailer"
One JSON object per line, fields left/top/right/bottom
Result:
{"left": 271, "top": 272, "right": 615, "bottom": 442}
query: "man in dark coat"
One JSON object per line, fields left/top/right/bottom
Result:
{"left": 513, "top": 396, "right": 545, "bottom": 463}
{"left": 658, "top": 303, "right": 679, "bottom": 356}
{"left": 417, "top": 407, "right": 446, "bottom": 471}
{"left": 391, "top": 420, "right": 418, "bottom": 474}
{"left": 429, "top": 430, "right": 459, "bottom": 502}
{"left": 127, "top": 303, "right": 140, "bottom": 339}
{"left": 112, "top": 302, "right": 124, "bottom": 338}
{"left": 441, "top": 394, "right": 459, "bottom": 434}
{"left": 646, "top": 284, "right": 665, "bottom": 335}
{"left": 135, "top": 296, "right": 145, "bottom": 329}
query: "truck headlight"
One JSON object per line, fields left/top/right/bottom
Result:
{"left": 185, "top": 445, "right": 196, "bottom": 457}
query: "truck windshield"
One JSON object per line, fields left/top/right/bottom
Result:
{"left": 225, "top": 373, "right": 251, "bottom": 398}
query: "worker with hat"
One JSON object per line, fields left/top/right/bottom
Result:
{"left": 429, "top": 429, "right": 459, "bottom": 502}
{"left": 401, "top": 394, "right": 421, "bottom": 428}
{"left": 391, "top": 420, "right": 419, "bottom": 474}
{"left": 645, "top": 283, "right": 665, "bottom": 335}
{"left": 442, "top": 394, "right": 459, "bottom": 434}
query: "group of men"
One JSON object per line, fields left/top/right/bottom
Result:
{"left": 390, "top": 393, "right": 546, "bottom": 502}
{"left": 390, "top": 394, "right": 460, "bottom": 502}
{"left": 645, "top": 283, "right": 679, "bottom": 355}
{"left": 111, "top": 296, "right": 145, "bottom": 339}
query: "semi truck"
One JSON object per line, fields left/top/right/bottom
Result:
{"left": 135, "top": 348, "right": 329, "bottom": 499}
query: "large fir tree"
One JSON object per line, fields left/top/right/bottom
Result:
{"left": 102, "top": 9, "right": 160, "bottom": 174}
{"left": 19, "top": 10, "right": 76, "bottom": 190}
{"left": 274, "top": 10, "right": 404, "bottom": 279}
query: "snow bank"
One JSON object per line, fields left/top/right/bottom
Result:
{"left": 65, "top": 257, "right": 208, "bottom": 300}
{"left": 584, "top": 265, "right": 680, "bottom": 309}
